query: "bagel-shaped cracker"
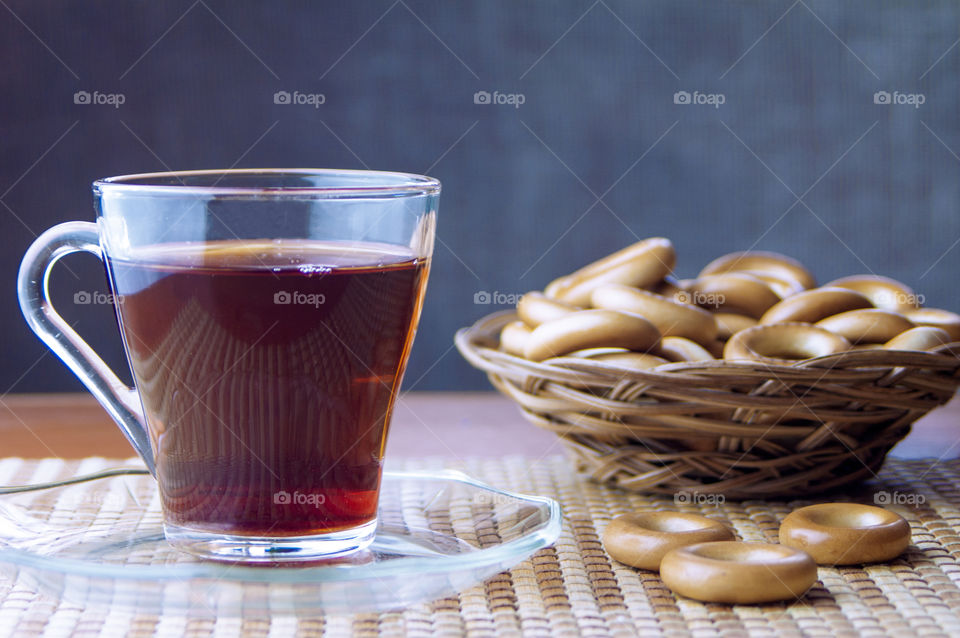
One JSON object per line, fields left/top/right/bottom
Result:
{"left": 815, "top": 309, "right": 914, "bottom": 344}
{"left": 705, "top": 339, "right": 726, "bottom": 358}
{"left": 499, "top": 321, "right": 532, "bottom": 356}
{"left": 590, "top": 284, "right": 718, "bottom": 345}
{"left": 517, "top": 291, "right": 578, "bottom": 327}
{"left": 699, "top": 250, "right": 816, "bottom": 290}
{"left": 659, "top": 336, "right": 715, "bottom": 362}
{"left": 883, "top": 326, "right": 952, "bottom": 351}
{"left": 524, "top": 309, "right": 661, "bottom": 362}
{"left": 724, "top": 322, "right": 851, "bottom": 365}
{"left": 760, "top": 287, "right": 872, "bottom": 325}
{"left": 905, "top": 308, "right": 960, "bottom": 342}
{"left": 827, "top": 274, "right": 921, "bottom": 313}
{"left": 675, "top": 278, "right": 696, "bottom": 295}
{"left": 652, "top": 276, "right": 685, "bottom": 298}
{"left": 779, "top": 503, "right": 911, "bottom": 566}
{"left": 603, "top": 513, "right": 735, "bottom": 572}
{"left": 659, "top": 541, "right": 818, "bottom": 604}
{"left": 545, "top": 238, "right": 675, "bottom": 306}
{"left": 568, "top": 347, "right": 631, "bottom": 357}
{"left": 588, "top": 351, "right": 670, "bottom": 370}
{"left": 684, "top": 273, "right": 781, "bottom": 318}
{"left": 713, "top": 312, "right": 758, "bottom": 340}
{"left": 739, "top": 269, "right": 805, "bottom": 298}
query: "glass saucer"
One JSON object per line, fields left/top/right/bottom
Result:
{"left": 0, "top": 469, "right": 561, "bottom": 615}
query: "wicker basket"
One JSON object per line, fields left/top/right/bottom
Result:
{"left": 456, "top": 310, "right": 960, "bottom": 498}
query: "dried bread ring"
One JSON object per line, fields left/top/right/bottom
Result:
{"left": 524, "top": 309, "right": 661, "bottom": 362}
{"left": 568, "top": 347, "right": 630, "bottom": 357}
{"left": 826, "top": 275, "right": 920, "bottom": 313}
{"left": 760, "top": 287, "right": 872, "bottom": 325}
{"left": 699, "top": 250, "right": 816, "bottom": 290}
{"left": 517, "top": 291, "right": 578, "bottom": 327}
{"left": 659, "top": 336, "right": 715, "bottom": 362}
{"left": 738, "top": 270, "right": 805, "bottom": 298}
{"left": 546, "top": 348, "right": 664, "bottom": 389}
{"left": 724, "top": 322, "right": 851, "bottom": 364}
{"left": 587, "top": 351, "right": 670, "bottom": 370}
{"left": 590, "top": 284, "right": 718, "bottom": 345}
{"left": 883, "top": 326, "right": 952, "bottom": 351}
{"left": 659, "top": 541, "right": 818, "bottom": 604}
{"left": 545, "top": 238, "right": 675, "bottom": 306}
{"left": 815, "top": 309, "right": 914, "bottom": 345}
{"left": 905, "top": 308, "right": 960, "bottom": 342}
{"left": 652, "top": 276, "right": 685, "bottom": 298}
{"left": 499, "top": 321, "right": 532, "bottom": 356}
{"left": 779, "top": 503, "right": 910, "bottom": 566}
{"left": 714, "top": 312, "right": 757, "bottom": 340}
{"left": 684, "top": 273, "right": 781, "bottom": 319}
{"left": 602, "top": 513, "right": 734, "bottom": 572}
{"left": 705, "top": 339, "right": 725, "bottom": 358}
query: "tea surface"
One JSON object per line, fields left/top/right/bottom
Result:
{"left": 108, "top": 240, "right": 428, "bottom": 536}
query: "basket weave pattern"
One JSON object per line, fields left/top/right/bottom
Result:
{"left": 457, "top": 311, "right": 960, "bottom": 498}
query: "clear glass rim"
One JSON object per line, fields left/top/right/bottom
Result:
{"left": 93, "top": 168, "right": 441, "bottom": 198}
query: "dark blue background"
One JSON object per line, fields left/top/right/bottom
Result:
{"left": 2, "top": 1, "right": 958, "bottom": 392}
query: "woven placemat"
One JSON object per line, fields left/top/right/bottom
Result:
{"left": 3, "top": 455, "right": 960, "bottom": 637}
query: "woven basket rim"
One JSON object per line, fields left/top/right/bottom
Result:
{"left": 456, "top": 310, "right": 960, "bottom": 382}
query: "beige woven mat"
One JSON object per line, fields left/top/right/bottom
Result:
{"left": 2, "top": 455, "right": 960, "bottom": 637}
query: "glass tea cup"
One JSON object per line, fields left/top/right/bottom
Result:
{"left": 17, "top": 169, "right": 438, "bottom": 562}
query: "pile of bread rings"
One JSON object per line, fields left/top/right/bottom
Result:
{"left": 501, "top": 237, "right": 960, "bottom": 367}
{"left": 603, "top": 501, "right": 911, "bottom": 604}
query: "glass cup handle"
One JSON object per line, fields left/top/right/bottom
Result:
{"left": 17, "top": 222, "right": 155, "bottom": 476}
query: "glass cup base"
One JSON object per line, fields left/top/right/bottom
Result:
{"left": 163, "top": 519, "right": 378, "bottom": 563}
